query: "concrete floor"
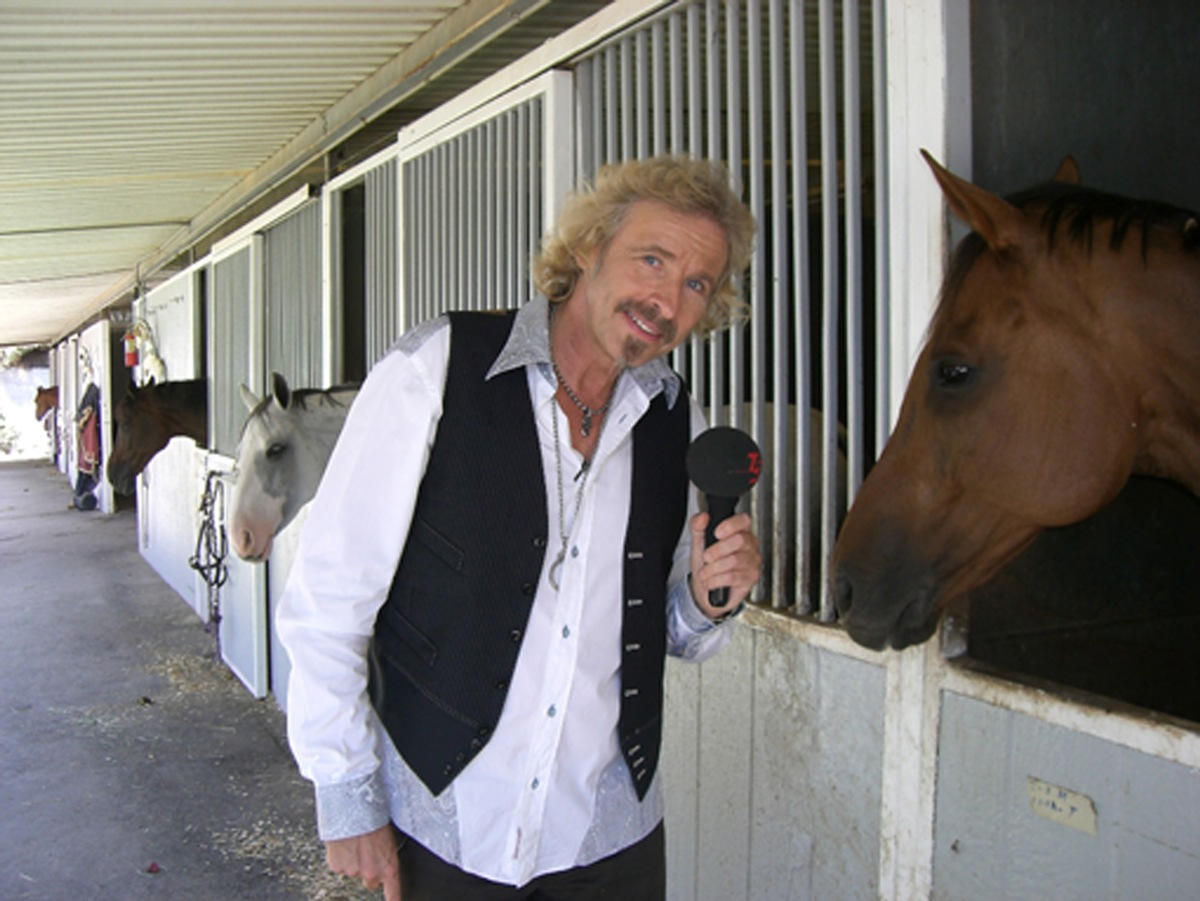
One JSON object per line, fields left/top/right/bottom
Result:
{"left": 0, "top": 460, "right": 373, "bottom": 901}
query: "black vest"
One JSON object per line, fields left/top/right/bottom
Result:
{"left": 368, "top": 311, "right": 690, "bottom": 800}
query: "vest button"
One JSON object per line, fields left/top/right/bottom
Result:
{"left": 521, "top": 582, "right": 535, "bottom": 596}
{"left": 495, "top": 680, "right": 508, "bottom": 691}
{"left": 510, "top": 629, "right": 522, "bottom": 642}
{"left": 533, "top": 536, "right": 547, "bottom": 548}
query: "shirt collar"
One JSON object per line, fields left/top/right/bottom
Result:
{"left": 486, "top": 295, "right": 683, "bottom": 409}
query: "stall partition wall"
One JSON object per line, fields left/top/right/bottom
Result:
{"left": 134, "top": 269, "right": 205, "bottom": 613}
{"left": 75, "top": 319, "right": 115, "bottom": 515}
{"left": 203, "top": 190, "right": 326, "bottom": 700}
{"left": 52, "top": 339, "right": 74, "bottom": 478}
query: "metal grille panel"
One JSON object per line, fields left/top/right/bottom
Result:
{"left": 399, "top": 96, "right": 545, "bottom": 326}
{"left": 573, "top": 0, "right": 886, "bottom": 617}
{"left": 264, "top": 200, "right": 323, "bottom": 390}
{"left": 365, "top": 160, "right": 400, "bottom": 366}
{"left": 210, "top": 247, "right": 253, "bottom": 456}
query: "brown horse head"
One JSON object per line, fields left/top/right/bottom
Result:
{"left": 833, "top": 152, "right": 1200, "bottom": 650}
{"left": 108, "top": 378, "right": 208, "bottom": 495}
{"left": 35, "top": 385, "right": 58, "bottom": 421}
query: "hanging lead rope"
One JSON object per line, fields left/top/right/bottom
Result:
{"left": 189, "top": 470, "right": 228, "bottom": 658}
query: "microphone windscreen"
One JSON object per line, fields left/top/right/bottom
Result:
{"left": 686, "top": 427, "right": 762, "bottom": 498}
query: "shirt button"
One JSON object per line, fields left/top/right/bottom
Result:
{"left": 531, "top": 778, "right": 540, "bottom": 790}
{"left": 570, "top": 546, "right": 579, "bottom": 558}
{"left": 547, "top": 704, "right": 557, "bottom": 718}
{"left": 561, "top": 625, "right": 570, "bottom": 639}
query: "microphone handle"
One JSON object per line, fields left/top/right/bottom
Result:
{"left": 704, "top": 494, "right": 739, "bottom": 608}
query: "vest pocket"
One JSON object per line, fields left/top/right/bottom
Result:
{"left": 377, "top": 604, "right": 439, "bottom": 668}
{"left": 412, "top": 516, "right": 465, "bottom": 572}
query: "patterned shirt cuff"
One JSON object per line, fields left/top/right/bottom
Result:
{"left": 315, "top": 770, "right": 393, "bottom": 841}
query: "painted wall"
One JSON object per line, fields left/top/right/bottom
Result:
{"left": 664, "top": 616, "right": 887, "bottom": 900}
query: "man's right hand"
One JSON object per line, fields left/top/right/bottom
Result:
{"left": 325, "top": 824, "right": 402, "bottom": 900}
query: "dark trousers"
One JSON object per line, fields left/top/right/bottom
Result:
{"left": 398, "top": 823, "right": 666, "bottom": 901}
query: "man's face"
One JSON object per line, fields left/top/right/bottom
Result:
{"left": 575, "top": 199, "right": 729, "bottom": 368}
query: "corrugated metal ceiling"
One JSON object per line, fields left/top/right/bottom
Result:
{"left": 0, "top": 0, "right": 609, "bottom": 348}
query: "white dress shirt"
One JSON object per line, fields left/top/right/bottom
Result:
{"left": 276, "top": 297, "right": 733, "bottom": 887}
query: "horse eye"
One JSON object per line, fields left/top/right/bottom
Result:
{"left": 265, "top": 443, "right": 287, "bottom": 460}
{"left": 935, "top": 360, "right": 974, "bottom": 388}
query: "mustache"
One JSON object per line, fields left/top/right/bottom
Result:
{"left": 616, "top": 300, "right": 676, "bottom": 344}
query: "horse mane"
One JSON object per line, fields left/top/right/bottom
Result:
{"left": 937, "top": 179, "right": 1200, "bottom": 324}
{"left": 147, "top": 377, "right": 206, "bottom": 398}
{"left": 242, "top": 381, "right": 360, "bottom": 433}
{"left": 290, "top": 383, "right": 360, "bottom": 411}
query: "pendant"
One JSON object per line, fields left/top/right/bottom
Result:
{"left": 580, "top": 411, "right": 593, "bottom": 438}
{"left": 548, "top": 549, "right": 566, "bottom": 590}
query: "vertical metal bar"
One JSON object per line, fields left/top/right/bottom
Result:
{"left": 818, "top": 0, "right": 840, "bottom": 622}
{"left": 790, "top": 0, "right": 813, "bottom": 614}
{"left": 448, "top": 141, "right": 456, "bottom": 314}
{"left": 726, "top": 0, "right": 745, "bottom": 433}
{"left": 746, "top": 0, "right": 767, "bottom": 600}
{"left": 705, "top": 0, "right": 725, "bottom": 426}
{"left": 577, "top": 59, "right": 595, "bottom": 193}
{"left": 844, "top": 0, "right": 864, "bottom": 500}
{"left": 484, "top": 120, "right": 496, "bottom": 311}
{"left": 767, "top": 0, "right": 790, "bottom": 609}
{"left": 635, "top": 30, "right": 649, "bottom": 158}
{"left": 668, "top": 11, "right": 683, "bottom": 156}
{"left": 500, "top": 112, "right": 513, "bottom": 310}
{"left": 605, "top": 46, "right": 619, "bottom": 166}
{"left": 652, "top": 19, "right": 666, "bottom": 155}
{"left": 589, "top": 56, "right": 603, "bottom": 178}
{"left": 687, "top": 2, "right": 707, "bottom": 406}
{"left": 665, "top": 12, "right": 685, "bottom": 377}
{"left": 621, "top": 39, "right": 634, "bottom": 161}
{"left": 517, "top": 102, "right": 530, "bottom": 309}
{"left": 531, "top": 97, "right": 544, "bottom": 301}
{"left": 872, "top": 0, "right": 890, "bottom": 462}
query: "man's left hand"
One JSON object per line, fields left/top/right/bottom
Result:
{"left": 688, "top": 511, "right": 762, "bottom": 620}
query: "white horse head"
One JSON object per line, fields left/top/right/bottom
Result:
{"left": 229, "top": 372, "right": 359, "bottom": 561}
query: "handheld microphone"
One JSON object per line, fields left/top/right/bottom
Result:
{"left": 685, "top": 426, "right": 762, "bottom": 607}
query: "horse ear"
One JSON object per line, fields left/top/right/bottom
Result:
{"left": 1052, "top": 155, "right": 1081, "bottom": 185}
{"left": 239, "top": 384, "right": 260, "bottom": 412}
{"left": 271, "top": 372, "right": 291, "bottom": 410}
{"left": 920, "top": 149, "right": 1023, "bottom": 251}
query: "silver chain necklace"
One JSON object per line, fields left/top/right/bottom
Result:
{"left": 551, "top": 356, "right": 611, "bottom": 438}
{"left": 548, "top": 399, "right": 594, "bottom": 591}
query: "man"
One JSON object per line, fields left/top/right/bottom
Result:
{"left": 277, "top": 155, "right": 761, "bottom": 900}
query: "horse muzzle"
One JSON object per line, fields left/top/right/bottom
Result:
{"left": 832, "top": 557, "right": 941, "bottom": 651}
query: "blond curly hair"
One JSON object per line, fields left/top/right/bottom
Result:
{"left": 532, "top": 156, "right": 756, "bottom": 335}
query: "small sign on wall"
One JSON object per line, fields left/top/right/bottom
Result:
{"left": 1026, "top": 776, "right": 1098, "bottom": 836}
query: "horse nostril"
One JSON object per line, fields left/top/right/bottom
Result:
{"left": 234, "top": 528, "right": 254, "bottom": 557}
{"left": 834, "top": 569, "right": 853, "bottom": 617}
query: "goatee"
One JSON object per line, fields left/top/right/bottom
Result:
{"left": 616, "top": 300, "right": 675, "bottom": 365}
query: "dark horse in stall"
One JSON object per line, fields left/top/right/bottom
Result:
{"left": 108, "top": 378, "right": 208, "bottom": 496}
{"left": 833, "top": 152, "right": 1200, "bottom": 650}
